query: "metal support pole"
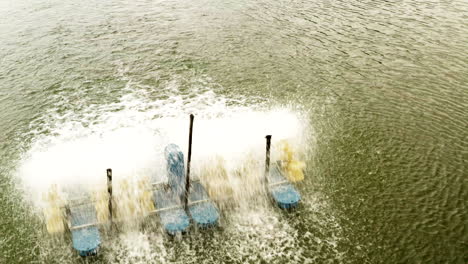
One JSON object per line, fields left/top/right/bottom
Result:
{"left": 107, "top": 168, "right": 113, "bottom": 228}
{"left": 185, "top": 114, "right": 194, "bottom": 210}
{"left": 265, "top": 135, "right": 272, "bottom": 181}
{"left": 64, "top": 204, "right": 71, "bottom": 232}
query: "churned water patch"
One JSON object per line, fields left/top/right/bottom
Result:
{"left": 13, "top": 77, "right": 327, "bottom": 262}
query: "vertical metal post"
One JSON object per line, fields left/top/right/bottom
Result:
{"left": 185, "top": 114, "right": 194, "bottom": 210}
{"left": 265, "top": 135, "right": 272, "bottom": 181}
{"left": 64, "top": 204, "right": 71, "bottom": 233}
{"left": 107, "top": 168, "right": 113, "bottom": 228}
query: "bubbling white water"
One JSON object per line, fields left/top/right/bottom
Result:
{"left": 13, "top": 78, "right": 322, "bottom": 263}
{"left": 17, "top": 81, "right": 312, "bottom": 220}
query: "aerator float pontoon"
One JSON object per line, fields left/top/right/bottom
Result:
{"left": 151, "top": 143, "right": 219, "bottom": 234}
{"left": 264, "top": 135, "right": 302, "bottom": 209}
{"left": 148, "top": 115, "right": 219, "bottom": 234}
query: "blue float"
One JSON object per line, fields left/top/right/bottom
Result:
{"left": 268, "top": 163, "right": 301, "bottom": 209}
{"left": 188, "top": 180, "right": 219, "bottom": 228}
{"left": 152, "top": 188, "right": 190, "bottom": 235}
{"left": 69, "top": 203, "right": 101, "bottom": 256}
{"left": 159, "top": 144, "right": 219, "bottom": 229}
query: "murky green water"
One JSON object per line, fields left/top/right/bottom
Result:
{"left": 1, "top": 0, "right": 467, "bottom": 263}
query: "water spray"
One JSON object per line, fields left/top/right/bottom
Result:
{"left": 264, "top": 134, "right": 301, "bottom": 210}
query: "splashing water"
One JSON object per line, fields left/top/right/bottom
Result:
{"left": 16, "top": 80, "right": 312, "bottom": 235}
{"left": 7, "top": 62, "right": 344, "bottom": 264}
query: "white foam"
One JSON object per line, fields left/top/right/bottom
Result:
{"left": 17, "top": 78, "right": 312, "bottom": 214}
{"left": 104, "top": 231, "right": 167, "bottom": 264}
